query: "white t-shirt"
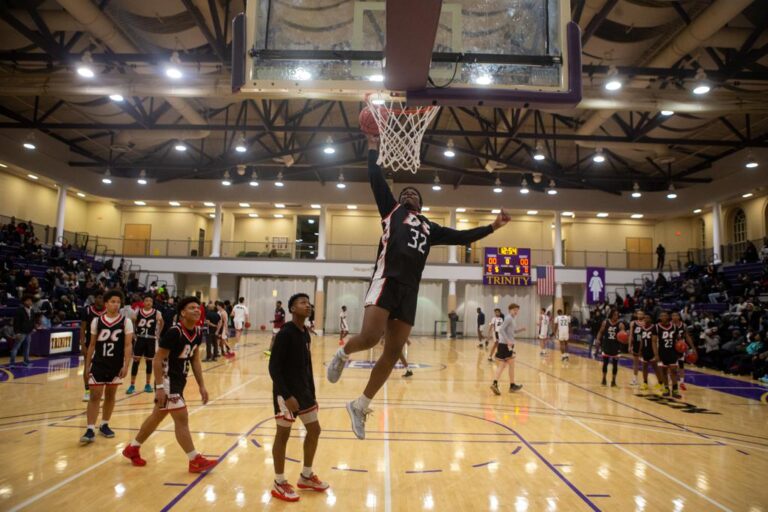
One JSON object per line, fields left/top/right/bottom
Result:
{"left": 538, "top": 314, "right": 550, "bottom": 337}
{"left": 232, "top": 304, "right": 249, "bottom": 322}
{"left": 340, "top": 311, "right": 349, "bottom": 331}
{"left": 493, "top": 316, "right": 504, "bottom": 333}
{"left": 555, "top": 315, "right": 571, "bottom": 339}
{"left": 90, "top": 314, "right": 134, "bottom": 335}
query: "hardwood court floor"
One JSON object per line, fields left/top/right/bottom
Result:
{"left": 1, "top": 333, "right": 766, "bottom": 511}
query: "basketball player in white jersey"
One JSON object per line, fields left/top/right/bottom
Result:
{"left": 487, "top": 308, "right": 504, "bottom": 362}
{"left": 554, "top": 309, "right": 571, "bottom": 361}
{"left": 537, "top": 309, "right": 550, "bottom": 356}
{"left": 232, "top": 297, "right": 250, "bottom": 347}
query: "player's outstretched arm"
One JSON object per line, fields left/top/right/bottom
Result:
{"left": 367, "top": 144, "right": 397, "bottom": 218}
{"left": 429, "top": 208, "right": 511, "bottom": 246}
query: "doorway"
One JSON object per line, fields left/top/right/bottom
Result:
{"left": 626, "top": 237, "right": 652, "bottom": 269}
{"left": 123, "top": 224, "right": 151, "bottom": 256}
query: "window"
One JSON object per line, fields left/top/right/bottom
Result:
{"left": 295, "top": 215, "right": 319, "bottom": 259}
{"left": 733, "top": 209, "right": 747, "bottom": 256}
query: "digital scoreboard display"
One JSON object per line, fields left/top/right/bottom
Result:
{"left": 483, "top": 247, "right": 532, "bottom": 286}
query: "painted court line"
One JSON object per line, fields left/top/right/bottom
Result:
{"left": 471, "top": 460, "right": 496, "bottom": 468}
{"left": 383, "top": 382, "right": 392, "bottom": 512}
{"left": 511, "top": 446, "right": 522, "bottom": 455}
{"left": 332, "top": 466, "right": 368, "bottom": 473}
{"left": 405, "top": 469, "right": 442, "bottom": 474}
{"left": 163, "top": 483, "right": 188, "bottom": 487}
{"left": 521, "top": 388, "right": 733, "bottom": 512}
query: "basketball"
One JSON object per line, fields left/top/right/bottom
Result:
{"left": 685, "top": 350, "right": 698, "bottom": 364}
{"left": 245, "top": 322, "right": 251, "bottom": 329}
{"left": 260, "top": 324, "right": 266, "bottom": 331}
{"left": 675, "top": 339, "right": 688, "bottom": 353}
{"left": 616, "top": 330, "right": 629, "bottom": 344}
{"left": 359, "top": 106, "right": 380, "bottom": 135}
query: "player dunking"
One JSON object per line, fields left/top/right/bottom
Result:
{"left": 80, "top": 290, "right": 132, "bottom": 444}
{"left": 127, "top": 295, "right": 163, "bottom": 394}
{"left": 628, "top": 309, "right": 643, "bottom": 386}
{"left": 122, "top": 296, "right": 218, "bottom": 473}
{"left": 553, "top": 309, "right": 571, "bottom": 361}
{"left": 327, "top": 137, "right": 510, "bottom": 439}
{"left": 595, "top": 309, "right": 625, "bottom": 387}
{"left": 653, "top": 310, "right": 681, "bottom": 398}
{"left": 80, "top": 292, "right": 105, "bottom": 401}
{"left": 232, "top": 297, "right": 250, "bottom": 347}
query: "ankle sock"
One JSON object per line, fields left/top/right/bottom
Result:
{"left": 301, "top": 466, "right": 312, "bottom": 478}
{"left": 186, "top": 450, "right": 199, "bottom": 461}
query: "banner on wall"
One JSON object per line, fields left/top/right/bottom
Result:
{"left": 49, "top": 331, "right": 73, "bottom": 354}
{"left": 483, "top": 247, "right": 531, "bottom": 286}
{"left": 586, "top": 267, "right": 606, "bottom": 304}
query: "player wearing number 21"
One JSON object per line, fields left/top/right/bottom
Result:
{"left": 327, "top": 136, "right": 511, "bottom": 440}
{"left": 80, "top": 289, "right": 133, "bottom": 444}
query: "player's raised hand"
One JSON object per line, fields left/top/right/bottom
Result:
{"left": 492, "top": 209, "right": 511, "bottom": 230}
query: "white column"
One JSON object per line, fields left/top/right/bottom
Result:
{"left": 211, "top": 203, "right": 222, "bottom": 258}
{"left": 712, "top": 202, "right": 722, "bottom": 265}
{"left": 55, "top": 184, "right": 67, "bottom": 246}
{"left": 209, "top": 272, "right": 219, "bottom": 301}
{"left": 553, "top": 211, "right": 563, "bottom": 267}
{"left": 314, "top": 276, "right": 325, "bottom": 335}
{"left": 317, "top": 206, "right": 327, "bottom": 260}
{"left": 448, "top": 209, "right": 458, "bottom": 264}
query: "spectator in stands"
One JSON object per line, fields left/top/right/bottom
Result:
{"left": 743, "top": 241, "right": 759, "bottom": 263}
{"left": 10, "top": 295, "right": 34, "bottom": 367}
{"left": 656, "top": 244, "right": 666, "bottom": 270}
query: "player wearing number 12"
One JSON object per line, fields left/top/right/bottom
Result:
{"left": 327, "top": 136, "right": 511, "bottom": 440}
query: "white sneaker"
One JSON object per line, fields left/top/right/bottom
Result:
{"left": 346, "top": 401, "right": 372, "bottom": 440}
{"left": 327, "top": 350, "right": 348, "bottom": 383}
{"left": 82, "top": 390, "right": 90, "bottom": 402}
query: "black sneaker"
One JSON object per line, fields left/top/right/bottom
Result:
{"left": 99, "top": 423, "right": 115, "bottom": 438}
{"left": 403, "top": 370, "right": 413, "bottom": 378}
{"left": 601, "top": 379, "right": 607, "bottom": 387}
{"left": 671, "top": 389, "right": 681, "bottom": 399}
{"left": 510, "top": 383, "right": 523, "bottom": 392}
{"left": 80, "top": 428, "right": 95, "bottom": 444}
{"left": 610, "top": 381, "right": 617, "bottom": 388}
{"left": 662, "top": 389, "right": 672, "bottom": 397}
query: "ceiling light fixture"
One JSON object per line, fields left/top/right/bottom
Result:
{"left": 310, "top": 204, "right": 321, "bottom": 209}
{"left": 347, "top": 205, "right": 357, "bottom": 210}
{"left": 592, "top": 148, "right": 605, "bottom": 163}
{"left": 368, "top": 74, "right": 384, "bottom": 82}
{"left": 432, "top": 175, "right": 442, "bottom": 191}
{"left": 444, "top": 139, "right": 456, "bottom": 158}
{"left": 693, "top": 208, "right": 702, "bottom": 214}
{"left": 666, "top": 183, "right": 678, "bottom": 199}
{"left": 274, "top": 203, "right": 285, "bottom": 208}
{"left": 27, "top": 174, "right": 38, "bottom": 180}
{"left": 174, "top": 141, "right": 187, "bottom": 152}
{"left": 745, "top": 153, "right": 759, "bottom": 169}
{"left": 221, "top": 170, "right": 231, "bottom": 186}
{"left": 337, "top": 172, "right": 347, "bottom": 189}
{"left": 248, "top": 170, "right": 259, "bottom": 187}
{"left": 165, "top": 51, "right": 183, "bottom": 79}
{"left": 76, "top": 192, "right": 86, "bottom": 198}
{"left": 547, "top": 179, "right": 558, "bottom": 195}
{"left": 109, "top": 94, "right": 124, "bottom": 102}
{"left": 137, "top": 170, "right": 148, "bottom": 185}
{"left": 491, "top": 209, "right": 501, "bottom": 214}
{"left": 660, "top": 110, "right": 674, "bottom": 116}
{"left": 596, "top": 212, "right": 609, "bottom": 218}
{"left": 235, "top": 136, "right": 248, "bottom": 153}
{"left": 273, "top": 213, "right": 285, "bottom": 218}
{"left": 421, "top": 207, "right": 430, "bottom": 212}
{"left": 533, "top": 144, "right": 546, "bottom": 161}
{"left": 239, "top": 202, "right": 250, "bottom": 207}
{"left": 493, "top": 177, "right": 503, "bottom": 193}
{"left": 604, "top": 65, "right": 622, "bottom": 91}
{"left": 456, "top": 208, "right": 466, "bottom": 213}
{"left": 519, "top": 177, "right": 529, "bottom": 194}
{"left": 203, "top": 201, "right": 215, "bottom": 207}
{"left": 248, "top": 213, "right": 259, "bottom": 218}
{"left": 102, "top": 168, "right": 112, "bottom": 184}
{"left": 526, "top": 210, "right": 538, "bottom": 216}
{"left": 323, "top": 136, "right": 336, "bottom": 154}
{"left": 293, "top": 67, "right": 312, "bottom": 81}
{"left": 76, "top": 51, "right": 95, "bottom": 78}
{"left": 169, "top": 201, "right": 181, "bottom": 206}
{"left": 631, "top": 213, "right": 644, "bottom": 219}
{"left": 631, "top": 182, "right": 642, "bottom": 198}
{"left": 562, "top": 211, "right": 574, "bottom": 217}
{"left": 742, "top": 192, "right": 754, "bottom": 198}
{"left": 275, "top": 171, "right": 284, "bottom": 187}
{"left": 134, "top": 200, "right": 146, "bottom": 206}
{"left": 22, "top": 132, "right": 36, "bottom": 150}
{"left": 692, "top": 68, "right": 710, "bottom": 95}
{"left": 475, "top": 75, "right": 492, "bottom": 85}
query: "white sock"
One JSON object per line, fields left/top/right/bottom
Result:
{"left": 87, "top": 424, "right": 95, "bottom": 431}
{"left": 186, "top": 450, "right": 199, "bottom": 461}
{"left": 275, "top": 473, "right": 286, "bottom": 483}
{"left": 355, "top": 395, "right": 372, "bottom": 410}
{"left": 130, "top": 440, "right": 141, "bottom": 447}
{"left": 337, "top": 347, "right": 349, "bottom": 360}
{"left": 100, "top": 420, "right": 108, "bottom": 427}
{"left": 302, "top": 466, "right": 313, "bottom": 478}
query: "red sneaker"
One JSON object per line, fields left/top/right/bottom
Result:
{"left": 272, "top": 480, "right": 300, "bottom": 502}
{"left": 297, "top": 473, "right": 329, "bottom": 492}
{"left": 188, "top": 454, "right": 218, "bottom": 473}
{"left": 122, "top": 445, "right": 146, "bottom": 467}
{"left": 679, "top": 382, "right": 687, "bottom": 391}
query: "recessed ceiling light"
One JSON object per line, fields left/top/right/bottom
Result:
{"left": 208, "top": 213, "right": 215, "bottom": 218}
{"left": 174, "top": 142, "right": 187, "bottom": 152}
{"left": 248, "top": 213, "right": 259, "bottom": 218}
{"left": 169, "top": 201, "right": 180, "bottom": 206}
{"left": 562, "top": 211, "right": 574, "bottom": 217}
{"left": 137, "top": 178, "right": 148, "bottom": 185}
{"left": 347, "top": 205, "right": 358, "bottom": 210}
{"left": 109, "top": 94, "right": 124, "bottom": 102}
{"left": 631, "top": 191, "right": 642, "bottom": 198}
{"left": 76, "top": 192, "right": 86, "bottom": 198}
{"left": 474, "top": 75, "right": 492, "bottom": 85}
{"left": 742, "top": 192, "right": 754, "bottom": 198}
{"left": 134, "top": 201, "right": 146, "bottom": 206}
{"left": 239, "top": 202, "right": 250, "bottom": 207}
{"left": 23, "top": 142, "right": 36, "bottom": 150}
{"left": 596, "top": 212, "right": 609, "bottom": 218}
{"left": 693, "top": 208, "right": 702, "bottom": 214}
{"left": 310, "top": 204, "right": 321, "bottom": 209}
{"left": 27, "top": 174, "right": 38, "bottom": 180}
{"left": 308, "top": 219, "right": 315, "bottom": 224}
{"left": 203, "top": 202, "right": 215, "bottom": 207}
{"left": 660, "top": 110, "right": 674, "bottom": 116}
{"left": 273, "top": 213, "right": 285, "bottom": 218}
{"left": 274, "top": 203, "right": 285, "bottom": 208}
{"left": 0, "top": 162, "right": 7, "bottom": 168}
{"left": 456, "top": 208, "right": 466, "bottom": 213}
{"left": 421, "top": 207, "right": 430, "bottom": 212}
{"left": 458, "top": 218, "right": 468, "bottom": 223}
{"left": 491, "top": 209, "right": 501, "bottom": 214}
{"left": 526, "top": 210, "right": 538, "bottom": 215}
{"left": 631, "top": 214, "right": 644, "bottom": 219}
{"left": 368, "top": 74, "right": 384, "bottom": 82}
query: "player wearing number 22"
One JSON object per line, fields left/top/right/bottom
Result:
{"left": 121, "top": 296, "right": 218, "bottom": 474}
{"left": 80, "top": 289, "right": 133, "bottom": 444}
{"left": 327, "top": 139, "right": 511, "bottom": 440}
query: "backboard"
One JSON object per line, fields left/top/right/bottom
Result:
{"left": 234, "top": 0, "right": 581, "bottom": 108}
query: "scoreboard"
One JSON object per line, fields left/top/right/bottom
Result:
{"left": 483, "top": 247, "right": 532, "bottom": 286}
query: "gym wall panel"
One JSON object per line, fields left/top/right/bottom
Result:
{"left": 233, "top": 216, "right": 296, "bottom": 244}
{"left": 0, "top": 171, "right": 88, "bottom": 232}
{"left": 239, "top": 277, "right": 316, "bottom": 328}
{"left": 325, "top": 278, "right": 369, "bottom": 334}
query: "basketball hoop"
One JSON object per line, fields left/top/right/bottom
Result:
{"left": 363, "top": 95, "right": 440, "bottom": 173}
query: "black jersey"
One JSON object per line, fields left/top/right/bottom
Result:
{"left": 655, "top": 323, "right": 678, "bottom": 364}
{"left": 631, "top": 321, "right": 643, "bottom": 352}
{"left": 90, "top": 314, "right": 130, "bottom": 376}
{"left": 81, "top": 305, "right": 105, "bottom": 342}
{"left": 268, "top": 322, "right": 316, "bottom": 411}
{"left": 368, "top": 151, "right": 494, "bottom": 288}
{"left": 159, "top": 323, "right": 202, "bottom": 394}
{"left": 601, "top": 320, "right": 622, "bottom": 356}
{"left": 136, "top": 308, "right": 159, "bottom": 339}
{"left": 639, "top": 325, "right": 655, "bottom": 360}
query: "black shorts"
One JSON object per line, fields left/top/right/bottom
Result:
{"left": 133, "top": 337, "right": 156, "bottom": 359}
{"left": 641, "top": 347, "right": 655, "bottom": 362}
{"left": 677, "top": 359, "right": 685, "bottom": 369}
{"left": 272, "top": 392, "right": 317, "bottom": 415}
{"left": 658, "top": 349, "right": 679, "bottom": 367}
{"left": 89, "top": 360, "right": 122, "bottom": 386}
{"left": 631, "top": 340, "right": 641, "bottom": 355}
{"left": 602, "top": 339, "right": 620, "bottom": 357}
{"left": 364, "top": 277, "right": 418, "bottom": 326}
{"left": 495, "top": 343, "right": 515, "bottom": 360}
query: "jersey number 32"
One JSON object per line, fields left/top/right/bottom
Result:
{"left": 408, "top": 228, "right": 427, "bottom": 254}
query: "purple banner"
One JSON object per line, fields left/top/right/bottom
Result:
{"left": 483, "top": 247, "right": 532, "bottom": 286}
{"left": 586, "top": 267, "right": 606, "bottom": 305}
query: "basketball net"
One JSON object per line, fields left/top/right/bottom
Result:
{"left": 365, "top": 96, "right": 440, "bottom": 173}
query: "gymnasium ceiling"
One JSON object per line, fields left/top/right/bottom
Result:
{"left": 0, "top": 0, "right": 766, "bottom": 199}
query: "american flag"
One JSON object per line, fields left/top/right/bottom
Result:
{"left": 536, "top": 265, "right": 555, "bottom": 296}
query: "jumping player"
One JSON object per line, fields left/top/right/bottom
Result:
{"left": 638, "top": 313, "right": 661, "bottom": 391}
{"left": 121, "top": 296, "right": 218, "bottom": 473}
{"left": 80, "top": 290, "right": 132, "bottom": 444}
{"left": 653, "top": 310, "right": 681, "bottom": 398}
{"left": 671, "top": 311, "right": 695, "bottom": 391}
{"left": 232, "top": 297, "right": 250, "bottom": 347}
{"left": 554, "top": 309, "right": 571, "bottom": 361}
{"left": 80, "top": 292, "right": 105, "bottom": 401}
{"left": 628, "top": 310, "right": 644, "bottom": 386}
{"left": 487, "top": 308, "right": 504, "bottom": 362}
{"left": 339, "top": 306, "right": 349, "bottom": 344}
{"left": 327, "top": 136, "right": 510, "bottom": 439}
{"left": 490, "top": 303, "right": 525, "bottom": 395}
{"left": 537, "top": 308, "right": 550, "bottom": 356}
{"left": 127, "top": 296, "right": 163, "bottom": 394}
{"left": 595, "top": 309, "right": 625, "bottom": 387}
{"left": 268, "top": 293, "right": 329, "bottom": 502}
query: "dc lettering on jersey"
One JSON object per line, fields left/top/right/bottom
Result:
{"left": 137, "top": 317, "right": 156, "bottom": 338}
{"left": 659, "top": 327, "right": 675, "bottom": 349}
{"left": 97, "top": 328, "right": 123, "bottom": 342}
